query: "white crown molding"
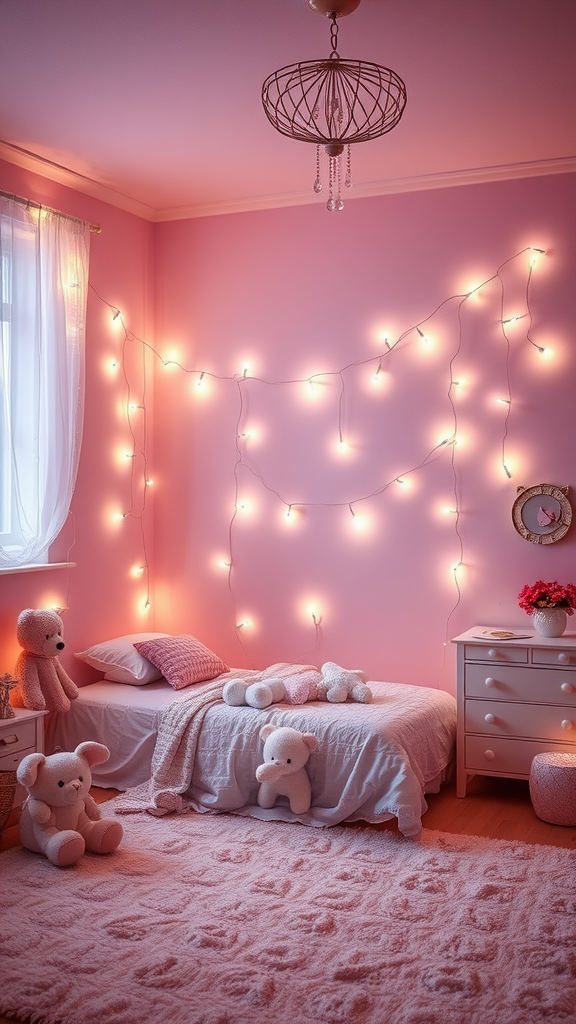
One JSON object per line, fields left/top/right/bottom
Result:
{"left": 0, "top": 139, "right": 157, "bottom": 222}
{"left": 158, "top": 156, "right": 576, "bottom": 220}
{"left": 1, "top": 139, "right": 574, "bottom": 223}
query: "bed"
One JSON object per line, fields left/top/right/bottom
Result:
{"left": 46, "top": 660, "right": 456, "bottom": 838}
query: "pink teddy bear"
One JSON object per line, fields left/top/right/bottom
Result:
{"left": 12, "top": 608, "right": 79, "bottom": 713}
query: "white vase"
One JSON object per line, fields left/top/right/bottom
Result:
{"left": 532, "top": 607, "right": 567, "bottom": 638}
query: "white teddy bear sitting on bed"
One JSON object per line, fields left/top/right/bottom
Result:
{"left": 256, "top": 724, "right": 318, "bottom": 814}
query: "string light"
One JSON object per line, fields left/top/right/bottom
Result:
{"left": 90, "top": 245, "right": 549, "bottom": 660}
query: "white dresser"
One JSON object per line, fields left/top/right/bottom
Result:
{"left": 452, "top": 627, "right": 576, "bottom": 798}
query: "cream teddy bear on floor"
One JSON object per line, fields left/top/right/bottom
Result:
{"left": 17, "top": 742, "right": 123, "bottom": 867}
{"left": 255, "top": 724, "right": 318, "bottom": 814}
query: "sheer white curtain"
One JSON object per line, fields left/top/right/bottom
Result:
{"left": 0, "top": 196, "right": 90, "bottom": 567}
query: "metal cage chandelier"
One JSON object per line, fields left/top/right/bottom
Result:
{"left": 262, "top": 0, "right": 407, "bottom": 211}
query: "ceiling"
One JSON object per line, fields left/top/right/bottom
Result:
{"left": 1, "top": 0, "right": 574, "bottom": 220}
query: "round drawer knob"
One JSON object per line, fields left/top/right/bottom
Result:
{"left": 484, "top": 750, "right": 496, "bottom": 760}
{"left": 485, "top": 677, "right": 496, "bottom": 688}
{"left": 488, "top": 649, "right": 498, "bottom": 658}
{"left": 484, "top": 713, "right": 495, "bottom": 724}
{"left": 561, "top": 720, "right": 574, "bottom": 731}
{"left": 558, "top": 653, "right": 570, "bottom": 664}
{"left": 561, "top": 682, "right": 575, "bottom": 694}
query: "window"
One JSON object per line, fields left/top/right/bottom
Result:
{"left": 0, "top": 195, "right": 90, "bottom": 568}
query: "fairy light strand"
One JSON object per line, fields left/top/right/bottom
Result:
{"left": 90, "top": 246, "right": 546, "bottom": 657}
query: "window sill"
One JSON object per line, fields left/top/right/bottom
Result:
{"left": 0, "top": 561, "right": 76, "bottom": 576}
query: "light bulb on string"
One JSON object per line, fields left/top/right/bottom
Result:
{"left": 416, "top": 327, "right": 433, "bottom": 349}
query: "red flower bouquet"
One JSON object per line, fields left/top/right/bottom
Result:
{"left": 518, "top": 580, "right": 576, "bottom": 616}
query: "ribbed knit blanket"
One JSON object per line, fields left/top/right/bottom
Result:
{"left": 114, "top": 663, "right": 321, "bottom": 816}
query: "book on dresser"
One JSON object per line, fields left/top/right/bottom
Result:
{"left": 451, "top": 627, "right": 576, "bottom": 798}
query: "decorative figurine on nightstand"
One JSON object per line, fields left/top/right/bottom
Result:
{"left": 0, "top": 673, "right": 16, "bottom": 719}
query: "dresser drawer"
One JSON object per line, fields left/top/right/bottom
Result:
{"left": 463, "top": 644, "right": 528, "bottom": 665}
{"left": 531, "top": 647, "right": 576, "bottom": 668}
{"left": 465, "top": 698, "right": 576, "bottom": 741}
{"left": 464, "top": 663, "right": 576, "bottom": 704}
{"left": 465, "top": 735, "right": 576, "bottom": 778}
{"left": 0, "top": 719, "right": 37, "bottom": 756}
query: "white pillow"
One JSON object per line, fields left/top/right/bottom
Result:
{"left": 75, "top": 633, "right": 172, "bottom": 685}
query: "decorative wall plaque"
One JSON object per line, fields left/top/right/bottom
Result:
{"left": 512, "top": 483, "right": 572, "bottom": 545}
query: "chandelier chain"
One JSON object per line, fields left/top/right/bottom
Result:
{"left": 329, "top": 14, "right": 339, "bottom": 57}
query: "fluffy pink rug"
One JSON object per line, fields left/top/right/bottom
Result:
{"left": 1, "top": 806, "right": 575, "bottom": 1024}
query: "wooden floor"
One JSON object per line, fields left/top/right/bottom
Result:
{"left": 1, "top": 774, "right": 574, "bottom": 1024}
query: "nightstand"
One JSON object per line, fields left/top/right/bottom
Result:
{"left": 452, "top": 627, "right": 576, "bottom": 798}
{"left": 0, "top": 708, "right": 46, "bottom": 806}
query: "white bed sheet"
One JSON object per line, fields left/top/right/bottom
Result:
{"left": 46, "top": 677, "right": 456, "bottom": 836}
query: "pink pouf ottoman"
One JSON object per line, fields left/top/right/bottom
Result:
{"left": 529, "top": 752, "right": 576, "bottom": 826}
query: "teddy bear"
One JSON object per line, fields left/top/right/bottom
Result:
{"left": 17, "top": 741, "right": 123, "bottom": 867}
{"left": 223, "top": 665, "right": 321, "bottom": 709}
{"left": 255, "top": 724, "right": 318, "bottom": 814}
{"left": 317, "top": 661, "right": 373, "bottom": 703}
{"left": 11, "top": 607, "right": 79, "bottom": 713}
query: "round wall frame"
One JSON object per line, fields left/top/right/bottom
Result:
{"left": 512, "top": 483, "right": 572, "bottom": 545}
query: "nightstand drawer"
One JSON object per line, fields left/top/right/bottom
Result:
{"left": 0, "top": 719, "right": 37, "bottom": 755}
{"left": 463, "top": 644, "right": 528, "bottom": 665}
{"left": 531, "top": 647, "right": 576, "bottom": 668}
{"left": 0, "top": 744, "right": 35, "bottom": 773}
{"left": 465, "top": 664, "right": 576, "bottom": 704}
{"left": 465, "top": 698, "right": 576, "bottom": 741}
{"left": 465, "top": 735, "right": 576, "bottom": 777}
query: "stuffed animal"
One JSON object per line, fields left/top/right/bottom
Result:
{"left": 223, "top": 668, "right": 321, "bottom": 709}
{"left": 17, "top": 742, "right": 123, "bottom": 867}
{"left": 317, "top": 661, "right": 372, "bottom": 703}
{"left": 11, "top": 608, "right": 79, "bottom": 713}
{"left": 255, "top": 724, "right": 318, "bottom": 814}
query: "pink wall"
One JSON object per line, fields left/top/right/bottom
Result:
{"left": 153, "top": 173, "right": 576, "bottom": 693}
{"left": 1, "top": 163, "right": 574, "bottom": 697}
{"left": 0, "top": 159, "right": 155, "bottom": 683}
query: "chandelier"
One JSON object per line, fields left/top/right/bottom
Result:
{"left": 261, "top": 0, "right": 407, "bottom": 212}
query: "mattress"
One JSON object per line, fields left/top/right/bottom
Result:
{"left": 46, "top": 676, "right": 456, "bottom": 837}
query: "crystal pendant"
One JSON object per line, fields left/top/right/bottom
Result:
{"left": 314, "top": 144, "right": 323, "bottom": 193}
{"left": 345, "top": 145, "right": 352, "bottom": 188}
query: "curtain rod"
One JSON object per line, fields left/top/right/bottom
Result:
{"left": 0, "top": 188, "right": 102, "bottom": 233}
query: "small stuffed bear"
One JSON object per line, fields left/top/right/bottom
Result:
{"left": 11, "top": 608, "right": 79, "bottom": 713}
{"left": 17, "top": 741, "right": 123, "bottom": 867}
{"left": 223, "top": 666, "right": 321, "bottom": 709}
{"left": 255, "top": 724, "right": 318, "bottom": 814}
{"left": 317, "top": 661, "right": 372, "bottom": 704}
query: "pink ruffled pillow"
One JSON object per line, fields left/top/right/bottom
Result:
{"left": 133, "top": 635, "right": 229, "bottom": 690}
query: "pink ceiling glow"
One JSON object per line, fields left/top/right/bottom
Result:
{"left": 0, "top": 0, "right": 574, "bottom": 219}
